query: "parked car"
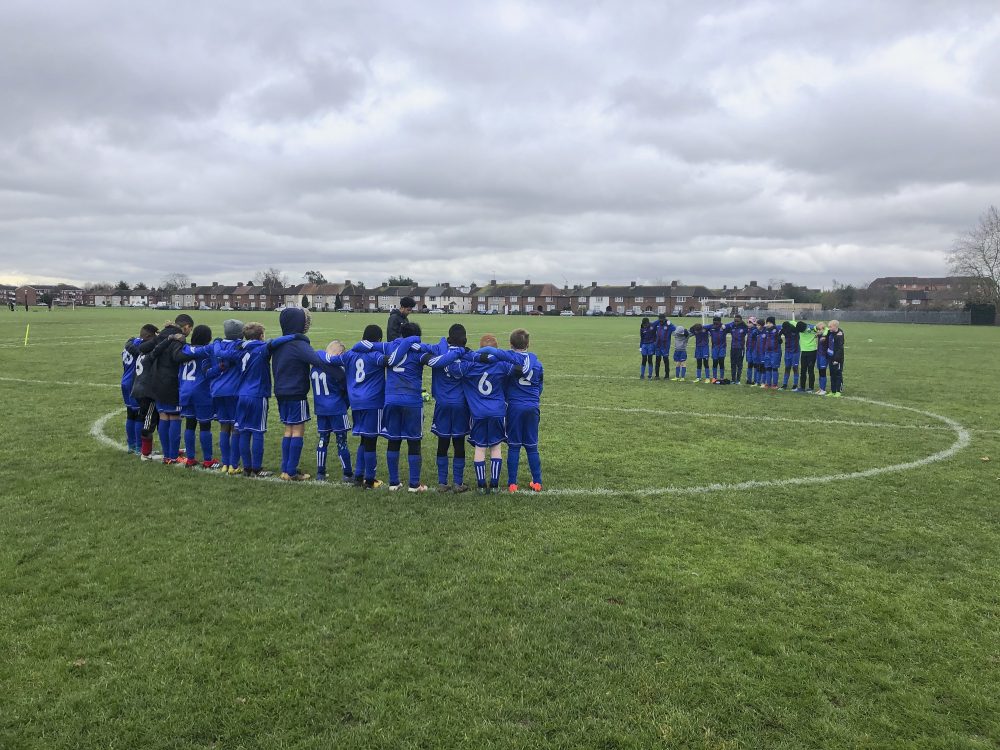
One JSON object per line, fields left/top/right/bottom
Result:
{"left": 559, "top": 310, "right": 574, "bottom": 317}
{"left": 428, "top": 309, "right": 446, "bottom": 314}
{"left": 219, "top": 305, "right": 233, "bottom": 311}
{"left": 274, "top": 305, "right": 287, "bottom": 312}
{"left": 684, "top": 310, "right": 702, "bottom": 317}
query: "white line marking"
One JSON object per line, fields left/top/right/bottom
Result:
{"left": 0, "top": 376, "right": 118, "bottom": 389}
{"left": 544, "top": 402, "right": 941, "bottom": 432}
{"left": 89, "top": 396, "right": 973, "bottom": 495}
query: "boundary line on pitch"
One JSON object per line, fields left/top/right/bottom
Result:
{"left": 89, "top": 396, "right": 974, "bottom": 496}
{"left": 543, "top": 402, "right": 946, "bottom": 432}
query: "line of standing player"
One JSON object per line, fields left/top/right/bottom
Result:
{"left": 119, "top": 310, "right": 544, "bottom": 493}
{"left": 638, "top": 314, "right": 846, "bottom": 396}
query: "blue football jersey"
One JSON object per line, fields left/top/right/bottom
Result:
{"left": 706, "top": 324, "right": 728, "bottom": 348}
{"left": 121, "top": 337, "right": 141, "bottom": 390}
{"left": 384, "top": 338, "right": 427, "bottom": 407}
{"left": 209, "top": 338, "right": 244, "bottom": 398}
{"left": 424, "top": 342, "right": 471, "bottom": 406}
{"left": 237, "top": 339, "right": 273, "bottom": 398}
{"left": 310, "top": 356, "right": 349, "bottom": 416}
{"left": 179, "top": 353, "right": 215, "bottom": 404}
{"left": 447, "top": 358, "right": 515, "bottom": 419}
{"left": 326, "top": 350, "right": 386, "bottom": 410}
{"left": 501, "top": 350, "right": 543, "bottom": 407}
{"left": 760, "top": 326, "right": 782, "bottom": 354}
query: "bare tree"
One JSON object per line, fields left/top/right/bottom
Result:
{"left": 160, "top": 272, "right": 192, "bottom": 292}
{"left": 303, "top": 270, "right": 327, "bottom": 284}
{"left": 949, "top": 205, "right": 1000, "bottom": 308}
{"left": 254, "top": 267, "right": 288, "bottom": 294}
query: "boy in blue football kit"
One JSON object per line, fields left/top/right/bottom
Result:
{"left": 689, "top": 323, "right": 710, "bottom": 382}
{"left": 780, "top": 320, "right": 801, "bottom": 390}
{"left": 759, "top": 317, "right": 782, "bottom": 389}
{"left": 486, "top": 328, "right": 543, "bottom": 493}
{"left": 744, "top": 318, "right": 760, "bottom": 384}
{"left": 382, "top": 322, "right": 434, "bottom": 492}
{"left": 639, "top": 318, "right": 655, "bottom": 380}
{"left": 210, "top": 320, "right": 245, "bottom": 474}
{"left": 651, "top": 314, "right": 675, "bottom": 380}
{"left": 426, "top": 324, "right": 474, "bottom": 493}
{"left": 815, "top": 322, "right": 829, "bottom": 395}
{"left": 210, "top": 322, "right": 285, "bottom": 477}
{"left": 325, "top": 324, "right": 389, "bottom": 489}
{"left": 726, "top": 315, "right": 748, "bottom": 384}
{"left": 177, "top": 325, "right": 218, "bottom": 467}
{"left": 270, "top": 307, "right": 331, "bottom": 481}
{"left": 310, "top": 340, "right": 354, "bottom": 483}
{"left": 121, "top": 324, "right": 157, "bottom": 453}
{"left": 444, "top": 334, "right": 523, "bottom": 494}
{"left": 705, "top": 316, "right": 728, "bottom": 382}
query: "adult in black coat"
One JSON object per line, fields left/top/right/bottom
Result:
{"left": 387, "top": 296, "right": 415, "bottom": 341}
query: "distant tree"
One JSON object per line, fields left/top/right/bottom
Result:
{"left": 857, "top": 282, "right": 899, "bottom": 310}
{"left": 304, "top": 270, "right": 327, "bottom": 284}
{"left": 386, "top": 275, "right": 416, "bottom": 286}
{"left": 254, "top": 267, "right": 288, "bottom": 294}
{"left": 115, "top": 280, "right": 130, "bottom": 290}
{"left": 39, "top": 292, "right": 54, "bottom": 309}
{"left": 302, "top": 295, "right": 310, "bottom": 308}
{"left": 334, "top": 294, "right": 343, "bottom": 310}
{"left": 949, "top": 205, "right": 1000, "bottom": 309}
{"left": 160, "top": 273, "right": 191, "bottom": 292}
{"left": 134, "top": 282, "right": 148, "bottom": 291}
{"left": 780, "top": 282, "right": 820, "bottom": 304}
{"left": 821, "top": 283, "right": 857, "bottom": 309}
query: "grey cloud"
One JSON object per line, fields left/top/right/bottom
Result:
{"left": 2, "top": 0, "right": 999, "bottom": 290}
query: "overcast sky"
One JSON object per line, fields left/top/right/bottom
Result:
{"left": 1, "top": 1, "right": 998, "bottom": 290}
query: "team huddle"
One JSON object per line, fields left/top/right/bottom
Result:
{"left": 119, "top": 310, "right": 544, "bottom": 494}
{"left": 639, "top": 314, "right": 847, "bottom": 395}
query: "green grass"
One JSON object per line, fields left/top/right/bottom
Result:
{"left": 1, "top": 308, "right": 998, "bottom": 749}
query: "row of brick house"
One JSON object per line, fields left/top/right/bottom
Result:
{"left": 0, "top": 283, "right": 86, "bottom": 307}
{"left": 0, "top": 279, "right": 802, "bottom": 314}
{"left": 5, "top": 276, "right": 985, "bottom": 313}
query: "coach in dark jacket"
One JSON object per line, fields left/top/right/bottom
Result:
{"left": 149, "top": 314, "right": 194, "bottom": 407}
{"left": 387, "top": 297, "right": 415, "bottom": 341}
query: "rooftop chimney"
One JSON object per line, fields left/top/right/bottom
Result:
{"left": 723, "top": 285, "right": 727, "bottom": 290}
{"left": 212, "top": 281, "right": 218, "bottom": 287}
{"left": 344, "top": 279, "right": 351, "bottom": 285}
{"left": 630, "top": 281, "right": 636, "bottom": 288}
{"left": 190, "top": 283, "right": 197, "bottom": 288}
{"left": 750, "top": 280, "right": 758, "bottom": 287}
{"left": 490, "top": 279, "right": 497, "bottom": 285}
{"left": 671, "top": 280, "right": 679, "bottom": 287}
{"left": 591, "top": 281, "right": 598, "bottom": 287}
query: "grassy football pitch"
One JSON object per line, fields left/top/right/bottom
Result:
{"left": 1, "top": 308, "right": 998, "bottom": 749}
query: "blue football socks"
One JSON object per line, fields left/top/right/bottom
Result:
{"left": 387, "top": 450, "right": 400, "bottom": 486}
{"left": 408, "top": 454, "right": 421, "bottom": 487}
{"left": 508, "top": 446, "right": 521, "bottom": 485}
{"left": 316, "top": 432, "right": 329, "bottom": 476}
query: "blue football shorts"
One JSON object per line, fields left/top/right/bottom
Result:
{"left": 277, "top": 398, "right": 311, "bottom": 425}
{"left": 431, "top": 402, "right": 470, "bottom": 437}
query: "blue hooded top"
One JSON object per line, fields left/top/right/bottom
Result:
{"left": 271, "top": 307, "right": 326, "bottom": 400}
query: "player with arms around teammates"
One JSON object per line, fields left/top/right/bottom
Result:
{"left": 480, "top": 328, "right": 544, "bottom": 493}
